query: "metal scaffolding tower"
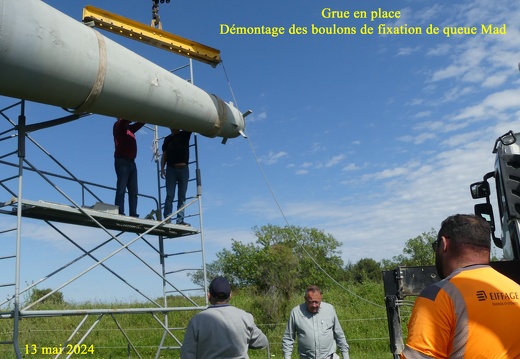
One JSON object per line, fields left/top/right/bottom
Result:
{"left": 0, "top": 3, "right": 233, "bottom": 356}
{"left": 0, "top": 86, "right": 208, "bottom": 357}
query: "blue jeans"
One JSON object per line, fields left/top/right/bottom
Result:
{"left": 164, "top": 166, "right": 189, "bottom": 223}
{"left": 114, "top": 157, "right": 139, "bottom": 217}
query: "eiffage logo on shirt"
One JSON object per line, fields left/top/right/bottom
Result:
{"left": 476, "top": 290, "right": 520, "bottom": 302}
{"left": 476, "top": 290, "right": 487, "bottom": 301}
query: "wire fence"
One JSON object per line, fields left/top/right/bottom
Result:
{"left": 0, "top": 315, "right": 408, "bottom": 357}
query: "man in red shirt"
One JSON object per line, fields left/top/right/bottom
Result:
{"left": 113, "top": 118, "right": 145, "bottom": 217}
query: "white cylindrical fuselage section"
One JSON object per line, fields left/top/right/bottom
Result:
{"left": 0, "top": 0, "right": 244, "bottom": 139}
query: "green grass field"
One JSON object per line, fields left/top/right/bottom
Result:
{"left": 0, "top": 282, "right": 410, "bottom": 358}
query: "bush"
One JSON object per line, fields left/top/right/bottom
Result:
{"left": 28, "top": 288, "right": 65, "bottom": 305}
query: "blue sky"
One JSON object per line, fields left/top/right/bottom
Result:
{"left": 1, "top": 0, "right": 520, "bottom": 302}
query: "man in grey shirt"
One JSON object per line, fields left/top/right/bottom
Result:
{"left": 282, "top": 285, "right": 350, "bottom": 359}
{"left": 181, "top": 276, "right": 268, "bottom": 359}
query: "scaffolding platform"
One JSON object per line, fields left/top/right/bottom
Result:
{"left": 0, "top": 198, "right": 198, "bottom": 238}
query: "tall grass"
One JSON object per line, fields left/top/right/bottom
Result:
{"left": 235, "top": 282, "right": 397, "bottom": 359}
{"left": 0, "top": 282, "right": 410, "bottom": 358}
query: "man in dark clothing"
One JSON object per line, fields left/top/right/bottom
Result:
{"left": 113, "top": 118, "right": 145, "bottom": 217}
{"left": 160, "top": 128, "right": 192, "bottom": 225}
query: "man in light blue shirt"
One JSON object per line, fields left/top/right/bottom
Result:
{"left": 282, "top": 285, "right": 350, "bottom": 359}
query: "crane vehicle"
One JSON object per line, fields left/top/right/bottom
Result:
{"left": 383, "top": 130, "right": 520, "bottom": 358}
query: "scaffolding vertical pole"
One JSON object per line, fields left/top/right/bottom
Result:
{"left": 155, "top": 120, "right": 169, "bottom": 359}
{"left": 191, "top": 58, "right": 208, "bottom": 303}
{"left": 153, "top": 122, "right": 167, "bottom": 310}
{"left": 13, "top": 100, "right": 26, "bottom": 359}
{"left": 193, "top": 134, "right": 208, "bottom": 306}
{"left": 189, "top": 58, "right": 208, "bottom": 304}
{"left": 152, "top": 121, "right": 167, "bottom": 310}
{"left": 153, "top": 124, "right": 163, "bottom": 222}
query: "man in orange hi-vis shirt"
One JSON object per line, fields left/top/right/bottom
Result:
{"left": 402, "top": 214, "right": 520, "bottom": 359}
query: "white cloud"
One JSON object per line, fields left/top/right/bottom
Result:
{"left": 261, "top": 151, "right": 288, "bottom": 165}
{"left": 414, "top": 111, "right": 431, "bottom": 119}
{"left": 364, "top": 166, "right": 411, "bottom": 181}
{"left": 396, "top": 46, "right": 420, "bottom": 56}
{"left": 482, "top": 74, "right": 508, "bottom": 88}
{"left": 397, "top": 132, "right": 436, "bottom": 145}
{"left": 426, "top": 43, "right": 451, "bottom": 56}
{"left": 309, "top": 142, "right": 325, "bottom": 153}
{"left": 431, "top": 64, "right": 468, "bottom": 82}
{"left": 453, "top": 89, "right": 520, "bottom": 121}
{"left": 342, "top": 163, "right": 359, "bottom": 172}
{"left": 249, "top": 111, "right": 267, "bottom": 123}
{"left": 325, "top": 154, "right": 345, "bottom": 168}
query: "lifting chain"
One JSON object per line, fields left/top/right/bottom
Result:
{"left": 151, "top": 0, "right": 171, "bottom": 29}
{"left": 151, "top": 0, "right": 162, "bottom": 29}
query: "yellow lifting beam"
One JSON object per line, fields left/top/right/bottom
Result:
{"left": 82, "top": 6, "right": 221, "bottom": 67}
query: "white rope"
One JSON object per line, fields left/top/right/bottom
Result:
{"left": 219, "top": 60, "right": 384, "bottom": 309}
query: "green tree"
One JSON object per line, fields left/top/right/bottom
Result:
{"left": 381, "top": 229, "right": 437, "bottom": 269}
{"left": 188, "top": 224, "right": 345, "bottom": 323}
{"left": 251, "top": 224, "right": 345, "bottom": 291}
{"left": 190, "top": 224, "right": 345, "bottom": 292}
{"left": 346, "top": 258, "right": 382, "bottom": 283}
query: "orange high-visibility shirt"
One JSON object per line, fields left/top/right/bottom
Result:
{"left": 402, "top": 265, "right": 520, "bottom": 359}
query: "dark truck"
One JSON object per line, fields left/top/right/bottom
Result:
{"left": 382, "top": 130, "right": 520, "bottom": 358}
